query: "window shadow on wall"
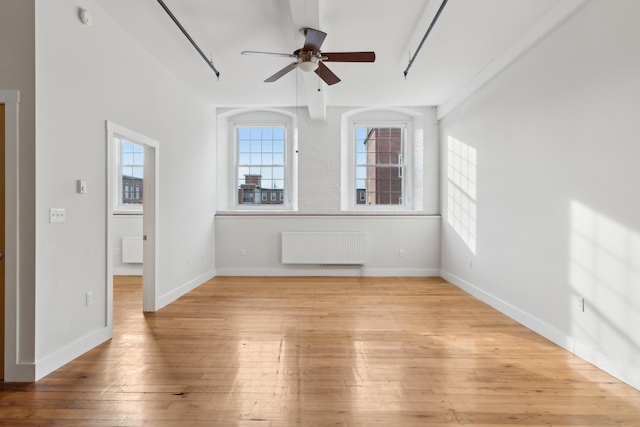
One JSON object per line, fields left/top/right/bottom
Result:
{"left": 447, "top": 136, "right": 477, "bottom": 254}
{"left": 569, "top": 200, "right": 640, "bottom": 364}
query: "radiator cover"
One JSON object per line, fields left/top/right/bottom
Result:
{"left": 281, "top": 232, "right": 367, "bottom": 264}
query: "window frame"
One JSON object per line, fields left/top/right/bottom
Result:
{"left": 221, "top": 109, "right": 297, "bottom": 212}
{"left": 113, "top": 137, "right": 144, "bottom": 214}
{"left": 234, "top": 124, "right": 288, "bottom": 209}
{"left": 346, "top": 120, "right": 413, "bottom": 211}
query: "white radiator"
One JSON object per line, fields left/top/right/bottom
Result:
{"left": 122, "top": 236, "right": 143, "bottom": 263}
{"left": 282, "top": 232, "right": 367, "bottom": 264}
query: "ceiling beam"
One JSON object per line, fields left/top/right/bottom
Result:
{"left": 287, "top": 0, "right": 326, "bottom": 121}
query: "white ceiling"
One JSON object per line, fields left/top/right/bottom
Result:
{"left": 94, "top": 0, "right": 578, "bottom": 119}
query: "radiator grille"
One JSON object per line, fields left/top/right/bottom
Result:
{"left": 282, "top": 232, "right": 367, "bottom": 264}
{"left": 122, "top": 236, "right": 143, "bottom": 263}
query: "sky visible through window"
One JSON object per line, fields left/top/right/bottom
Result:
{"left": 122, "top": 140, "right": 144, "bottom": 179}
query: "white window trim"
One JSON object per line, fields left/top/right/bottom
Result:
{"left": 341, "top": 107, "right": 425, "bottom": 213}
{"left": 346, "top": 120, "right": 413, "bottom": 212}
{"left": 234, "top": 123, "right": 288, "bottom": 210}
{"left": 217, "top": 108, "right": 298, "bottom": 212}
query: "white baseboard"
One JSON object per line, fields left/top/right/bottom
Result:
{"left": 113, "top": 266, "right": 142, "bottom": 276}
{"left": 34, "top": 326, "right": 112, "bottom": 381}
{"left": 216, "top": 267, "right": 441, "bottom": 277}
{"left": 4, "top": 362, "right": 36, "bottom": 382}
{"left": 441, "top": 270, "right": 640, "bottom": 392}
{"left": 157, "top": 269, "right": 216, "bottom": 309}
{"left": 574, "top": 341, "right": 640, "bottom": 391}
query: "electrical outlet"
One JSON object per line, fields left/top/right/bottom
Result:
{"left": 399, "top": 250, "right": 404, "bottom": 257}
{"left": 86, "top": 291, "right": 93, "bottom": 306}
{"left": 577, "top": 297, "right": 585, "bottom": 312}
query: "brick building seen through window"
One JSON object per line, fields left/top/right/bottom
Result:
{"left": 238, "top": 174, "right": 284, "bottom": 205}
{"left": 122, "top": 176, "right": 143, "bottom": 204}
{"left": 356, "top": 127, "right": 404, "bottom": 205}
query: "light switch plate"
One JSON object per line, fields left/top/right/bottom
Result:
{"left": 49, "top": 208, "right": 65, "bottom": 223}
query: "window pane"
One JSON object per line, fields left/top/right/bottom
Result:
{"left": 133, "top": 153, "right": 144, "bottom": 165}
{"left": 238, "top": 128, "right": 251, "bottom": 139}
{"left": 239, "top": 140, "right": 250, "bottom": 153}
{"left": 239, "top": 153, "right": 250, "bottom": 164}
{"left": 273, "top": 167, "right": 284, "bottom": 180}
{"left": 261, "top": 167, "right": 273, "bottom": 180}
{"left": 123, "top": 153, "right": 134, "bottom": 165}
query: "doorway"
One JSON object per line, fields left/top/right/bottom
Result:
{"left": 1, "top": 90, "right": 18, "bottom": 381}
{"left": 1, "top": 103, "right": 5, "bottom": 380}
{"left": 106, "top": 121, "right": 159, "bottom": 321}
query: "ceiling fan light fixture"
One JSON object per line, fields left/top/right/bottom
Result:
{"left": 298, "top": 56, "right": 319, "bottom": 73}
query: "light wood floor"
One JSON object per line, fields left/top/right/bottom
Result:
{"left": 1, "top": 276, "right": 639, "bottom": 426}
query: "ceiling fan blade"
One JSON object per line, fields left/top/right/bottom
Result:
{"left": 265, "top": 62, "right": 298, "bottom": 82}
{"left": 321, "top": 52, "right": 376, "bottom": 62}
{"left": 242, "top": 51, "right": 297, "bottom": 58}
{"left": 315, "top": 62, "right": 341, "bottom": 85}
{"left": 303, "top": 28, "right": 327, "bottom": 53}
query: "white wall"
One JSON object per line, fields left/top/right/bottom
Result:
{"left": 216, "top": 216, "right": 440, "bottom": 277}
{"left": 439, "top": 0, "right": 640, "bottom": 389}
{"left": 29, "top": 0, "right": 216, "bottom": 380}
{"left": 215, "top": 106, "right": 440, "bottom": 276}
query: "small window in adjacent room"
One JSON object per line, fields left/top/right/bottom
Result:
{"left": 236, "top": 126, "right": 286, "bottom": 206}
{"left": 114, "top": 138, "right": 144, "bottom": 213}
{"left": 355, "top": 126, "right": 405, "bottom": 206}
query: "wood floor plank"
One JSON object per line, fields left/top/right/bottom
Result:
{"left": 1, "top": 275, "right": 639, "bottom": 425}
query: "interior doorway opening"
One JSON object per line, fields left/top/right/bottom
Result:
{"left": 106, "top": 122, "right": 159, "bottom": 321}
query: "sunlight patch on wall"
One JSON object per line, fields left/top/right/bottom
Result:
{"left": 447, "top": 136, "right": 477, "bottom": 254}
{"left": 570, "top": 201, "right": 640, "bottom": 354}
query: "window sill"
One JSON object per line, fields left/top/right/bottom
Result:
{"left": 216, "top": 211, "right": 438, "bottom": 217}
{"left": 113, "top": 211, "right": 143, "bottom": 216}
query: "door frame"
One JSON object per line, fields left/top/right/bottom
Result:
{"left": 1, "top": 90, "right": 21, "bottom": 381}
{"left": 106, "top": 121, "right": 159, "bottom": 317}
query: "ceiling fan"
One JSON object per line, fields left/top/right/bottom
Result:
{"left": 242, "top": 28, "right": 375, "bottom": 85}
